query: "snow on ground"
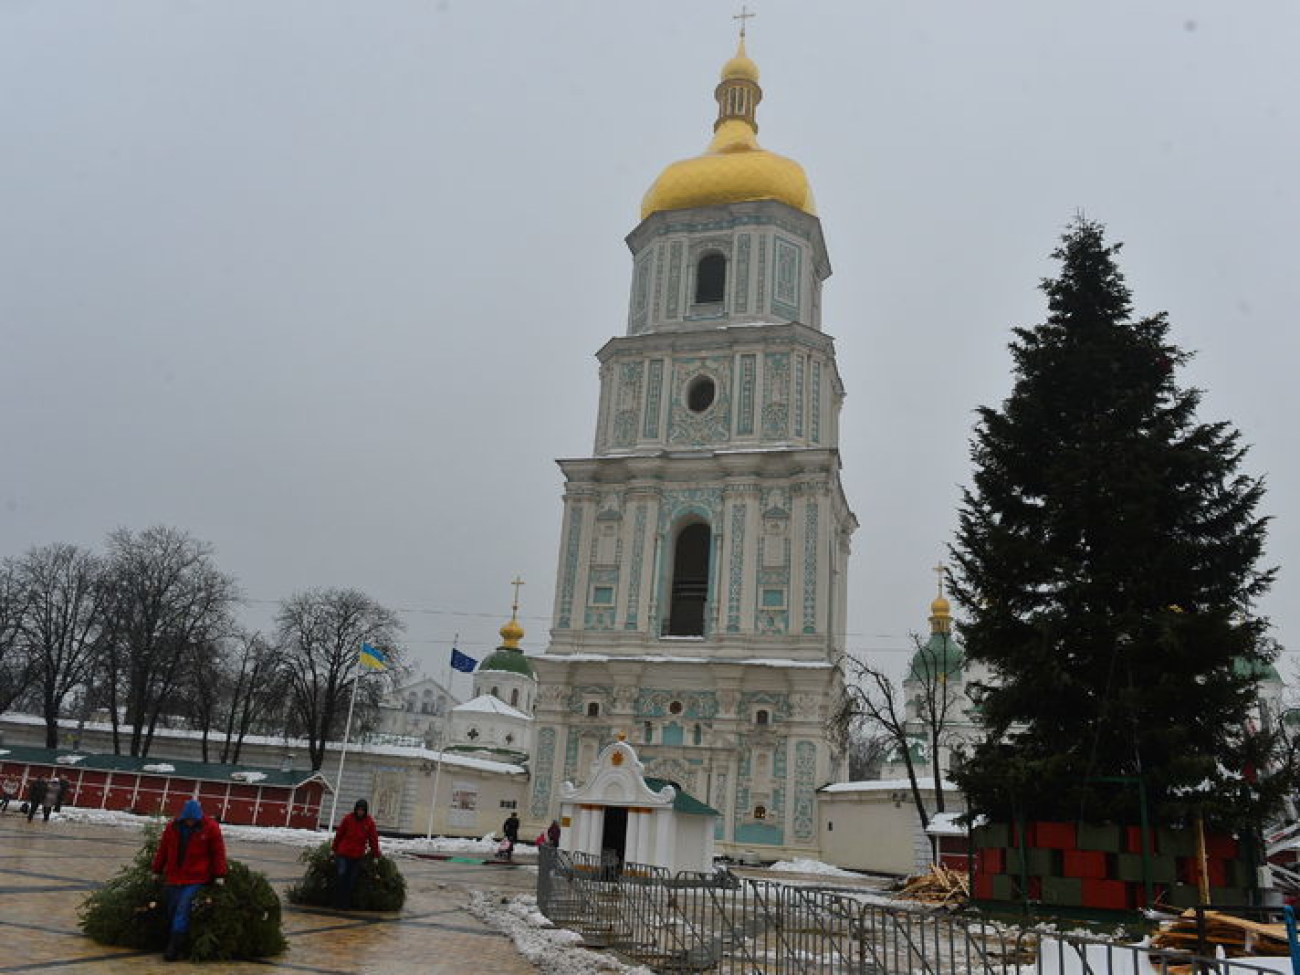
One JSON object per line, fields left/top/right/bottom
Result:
{"left": 765, "top": 857, "right": 863, "bottom": 878}
{"left": 55, "top": 806, "right": 502, "bottom": 855}
{"left": 467, "top": 891, "right": 657, "bottom": 975}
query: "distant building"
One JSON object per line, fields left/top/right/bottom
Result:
{"left": 879, "top": 573, "right": 987, "bottom": 782}
{"left": 373, "top": 675, "right": 458, "bottom": 748}
{"left": 443, "top": 596, "right": 537, "bottom": 766}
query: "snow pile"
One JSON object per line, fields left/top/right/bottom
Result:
{"left": 53, "top": 806, "right": 507, "bottom": 859}
{"left": 56, "top": 754, "right": 86, "bottom": 765}
{"left": 230, "top": 770, "right": 267, "bottom": 783}
{"left": 767, "top": 858, "right": 861, "bottom": 878}
{"left": 467, "top": 891, "right": 656, "bottom": 975}
{"left": 141, "top": 763, "right": 175, "bottom": 773}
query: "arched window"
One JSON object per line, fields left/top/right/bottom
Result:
{"left": 693, "top": 723, "right": 702, "bottom": 746}
{"left": 755, "top": 709, "right": 769, "bottom": 726}
{"left": 510, "top": 688, "right": 519, "bottom": 708}
{"left": 695, "top": 253, "right": 726, "bottom": 304}
{"left": 491, "top": 686, "right": 500, "bottom": 699}
{"left": 644, "top": 722, "right": 653, "bottom": 743}
{"left": 586, "top": 702, "right": 600, "bottom": 718}
{"left": 667, "top": 522, "right": 711, "bottom": 636}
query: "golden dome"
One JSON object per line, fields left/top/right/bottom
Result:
{"left": 721, "top": 37, "right": 760, "bottom": 83}
{"left": 499, "top": 617, "right": 524, "bottom": 649}
{"left": 930, "top": 596, "right": 951, "bottom": 617}
{"left": 640, "top": 39, "right": 815, "bottom": 221}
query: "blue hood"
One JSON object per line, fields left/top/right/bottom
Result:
{"left": 179, "top": 798, "right": 203, "bottom": 821}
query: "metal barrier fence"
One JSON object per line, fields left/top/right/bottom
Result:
{"left": 536, "top": 846, "right": 1293, "bottom": 975}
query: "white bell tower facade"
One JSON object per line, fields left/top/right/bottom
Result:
{"left": 530, "top": 35, "right": 856, "bottom": 861}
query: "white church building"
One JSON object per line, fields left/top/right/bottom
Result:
{"left": 527, "top": 34, "right": 857, "bottom": 863}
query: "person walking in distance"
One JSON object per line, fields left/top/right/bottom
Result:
{"left": 42, "top": 775, "right": 63, "bottom": 819}
{"left": 52, "top": 774, "right": 71, "bottom": 812}
{"left": 547, "top": 819, "right": 561, "bottom": 848}
{"left": 502, "top": 812, "right": 520, "bottom": 860}
{"left": 25, "top": 775, "right": 48, "bottom": 823}
{"left": 151, "top": 798, "right": 227, "bottom": 962}
{"left": 0, "top": 775, "right": 17, "bottom": 812}
{"left": 331, "top": 799, "right": 381, "bottom": 909}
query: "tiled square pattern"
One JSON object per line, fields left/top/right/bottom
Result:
{"left": 0, "top": 815, "right": 541, "bottom": 973}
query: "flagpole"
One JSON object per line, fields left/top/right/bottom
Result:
{"left": 425, "top": 632, "right": 458, "bottom": 841}
{"left": 328, "top": 648, "right": 363, "bottom": 831}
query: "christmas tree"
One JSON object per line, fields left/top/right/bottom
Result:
{"left": 949, "top": 217, "right": 1286, "bottom": 831}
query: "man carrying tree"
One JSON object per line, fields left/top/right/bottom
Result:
{"left": 331, "top": 798, "right": 382, "bottom": 909}
{"left": 152, "top": 798, "right": 227, "bottom": 962}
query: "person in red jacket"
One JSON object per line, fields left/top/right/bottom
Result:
{"left": 331, "top": 798, "right": 381, "bottom": 909}
{"left": 151, "top": 797, "right": 227, "bottom": 961}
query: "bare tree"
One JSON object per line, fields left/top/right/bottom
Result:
{"left": 843, "top": 632, "right": 966, "bottom": 836}
{"left": 845, "top": 723, "right": 890, "bottom": 780}
{"left": 0, "top": 559, "right": 35, "bottom": 713}
{"left": 845, "top": 661, "right": 934, "bottom": 832}
{"left": 173, "top": 637, "right": 228, "bottom": 763}
{"left": 11, "top": 543, "right": 108, "bottom": 747}
{"left": 100, "top": 526, "right": 240, "bottom": 757}
{"left": 220, "top": 631, "right": 291, "bottom": 765}
{"left": 275, "top": 588, "right": 403, "bottom": 770}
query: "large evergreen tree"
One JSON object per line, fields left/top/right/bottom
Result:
{"left": 949, "top": 218, "right": 1285, "bottom": 831}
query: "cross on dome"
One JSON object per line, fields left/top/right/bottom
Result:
{"left": 733, "top": 5, "right": 755, "bottom": 40}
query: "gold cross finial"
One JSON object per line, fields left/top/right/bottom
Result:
{"left": 933, "top": 562, "right": 947, "bottom": 598}
{"left": 509, "top": 576, "right": 525, "bottom": 618}
{"left": 734, "top": 4, "right": 755, "bottom": 40}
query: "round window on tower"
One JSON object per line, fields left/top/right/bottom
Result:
{"left": 686, "top": 376, "right": 716, "bottom": 413}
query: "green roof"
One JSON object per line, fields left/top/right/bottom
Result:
{"left": 644, "top": 777, "right": 720, "bottom": 817}
{"left": 1234, "top": 654, "right": 1282, "bottom": 683}
{"left": 906, "top": 633, "right": 964, "bottom": 683}
{"left": 0, "top": 743, "right": 327, "bottom": 789}
{"left": 479, "top": 647, "right": 535, "bottom": 677}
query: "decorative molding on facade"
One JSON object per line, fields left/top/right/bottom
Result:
{"left": 530, "top": 727, "right": 558, "bottom": 818}
{"left": 802, "top": 499, "right": 819, "bottom": 634}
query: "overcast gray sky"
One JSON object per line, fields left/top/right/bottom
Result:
{"left": 2, "top": 2, "right": 1297, "bottom": 698}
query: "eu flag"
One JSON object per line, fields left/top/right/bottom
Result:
{"left": 450, "top": 647, "right": 477, "bottom": 673}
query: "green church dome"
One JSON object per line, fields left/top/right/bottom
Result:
{"left": 1233, "top": 654, "right": 1282, "bottom": 683}
{"left": 906, "top": 632, "right": 964, "bottom": 683}
{"left": 906, "top": 574, "right": 964, "bottom": 683}
{"left": 479, "top": 647, "right": 534, "bottom": 678}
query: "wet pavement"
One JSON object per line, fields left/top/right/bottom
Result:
{"left": 0, "top": 813, "right": 541, "bottom": 973}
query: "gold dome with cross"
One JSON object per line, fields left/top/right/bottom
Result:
{"left": 640, "top": 18, "right": 815, "bottom": 221}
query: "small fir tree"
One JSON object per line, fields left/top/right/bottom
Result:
{"left": 78, "top": 821, "right": 287, "bottom": 961}
{"left": 949, "top": 217, "right": 1288, "bottom": 832}
{"left": 287, "top": 841, "right": 407, "bottom": 911}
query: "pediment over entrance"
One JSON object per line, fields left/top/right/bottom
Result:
{"left": 561, "top": 737, "right": 676, "bottom": 809}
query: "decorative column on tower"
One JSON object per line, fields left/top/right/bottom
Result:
{"left": 530, "top": 28, "right": 857, "bottom": 860}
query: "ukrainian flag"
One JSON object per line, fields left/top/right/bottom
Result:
{"left": 359, "top": 643, "right": 389, "bottom": 671}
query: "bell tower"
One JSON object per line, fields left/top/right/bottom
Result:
{"left": 531, "top": 30, "right": 856, "bottom": 860}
